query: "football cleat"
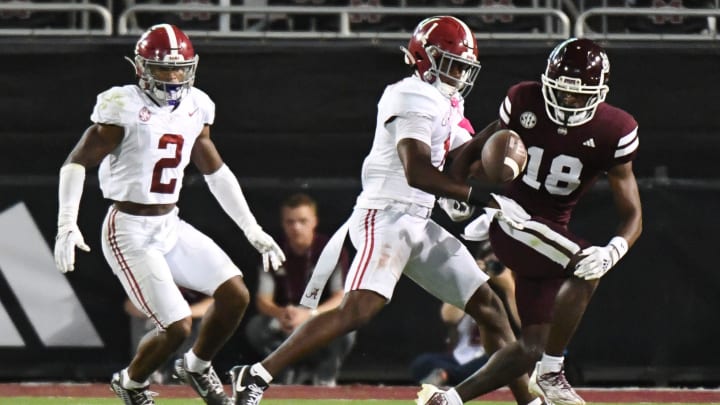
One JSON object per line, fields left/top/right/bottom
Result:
{"left": 230, "top": 365, "right": 269, "bottom": 405}
{"left": 529, "top": 362, "right": 585, "bottom": 405}
{"left": 110, "top": 372, "right": 157, "bottom": 405}
{"left": 416, "top": 383, "right": 450, "bottom": 405}
{"left": 174, "top": 357, "right": 232, "bottom": 405}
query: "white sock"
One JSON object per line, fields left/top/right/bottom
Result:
{"left": 121, "top": 368, "right": 148, "bottom": 389}
{"left": 250, "top": 362, "right": 274, "bottom": 384}
{"left": 527, "top": 398, "right": 544, "bottom": 405}
{"left": 540, "top": 352, "right": 564, "bottom": 374}
{"left": 185, "top": 350, "right": 211, "bottom": 373}
{"left": 445, "top": 388, "right": 464, "bottom": 405}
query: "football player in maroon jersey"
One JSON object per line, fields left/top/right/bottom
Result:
{"left": 418, "top": 38, "right": 642, "bottom": 405}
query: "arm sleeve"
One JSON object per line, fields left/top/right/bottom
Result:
{"left": 57, "top": 163, "right": 86, "bottom": 227}
{"left": 204, "top": 164, "right": 258, "bottom": 232}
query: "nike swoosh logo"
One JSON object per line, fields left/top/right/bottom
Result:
{"left": 234, "top": 369, "right": 247, "bottom": 392}
{"left": 189, "top": 108, "right": 199, "bottom": 117}
{"left": 192, "top": 379, "right": 209, "bottom": 396}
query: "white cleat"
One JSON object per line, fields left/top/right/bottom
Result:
{"left": 529, "top": 362, "right": 585, "bottom": 405}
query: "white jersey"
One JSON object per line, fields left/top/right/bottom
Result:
{"left": 92, "top": 85, "right": 215, "bottom": 204}
{"left": 356, "top": 75, "right": 472, "bottom": 210}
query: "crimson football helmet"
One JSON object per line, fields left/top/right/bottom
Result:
{"left": 401, "top": 16, "right": 481, "bottom": 98}
{"left": 131, "top": 24, "right": 198, "bottom": 106}
{"left": 541, "top": 38, "right": 610, "bottom": 127}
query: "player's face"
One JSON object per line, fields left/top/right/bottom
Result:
{"left": 555, "top": 90, "right": 591, "bottom": 109}
{"left": 438, "top": 57, "right": 471, "bottom": 87}
{"left": 281, "top": 205, "right": 318, "bottom": 251}
{"left": 148, "top": 65, "right": 188, "bottom": 83}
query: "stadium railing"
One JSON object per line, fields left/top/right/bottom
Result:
{"left": 115, "top": 4, "right": 571, "bottom": 39}
{"left": 576, "top": 7, "right": 720, "bottom": 39}
{"left": 0, "top": 2, "right": 113, "bottom": 35}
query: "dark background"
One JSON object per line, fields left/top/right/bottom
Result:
{"left": 0, "top": 38, "right": 719, "bottom": 387}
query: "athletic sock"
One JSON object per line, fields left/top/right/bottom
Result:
{"left": 250, "top": 362, "right": 274, "bottom": 384}
{"left": 445, "top": 388, "right": 463, "bottom": 405}
{"left": 121, "top": 368, "right": 148, "bottom": 389}
{"left": 539, "top": 353, "right": 564, "bottom": 374}
{"left": 527, "top": 397, "right": 544, "bottom": 405}
{"left": 185, "top": 350, "right": 212, "bottom": 373}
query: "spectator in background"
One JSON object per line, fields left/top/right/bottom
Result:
{"left": 245, "top": 193, "right": 355, "bottom": 386}
{"left": 124, "top": 288, "right": 213, "bottom": 384}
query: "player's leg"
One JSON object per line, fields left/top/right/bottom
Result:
{"left": 405, "top": 220, "right": 532, "bottom": 405}
{"left": 101, "top": 207, "right": 192, "bottom": 403}
{"left": 545, "top": 277, "right": 599, "bottom": 357}
{"left": 232, "top": 208, "right": 412, "bottom": 405}
{"left": 489, "top": 218, "right": 587, "bottom": 405}
{"left": 168, "top": 219, "right": 247, "bottom": 404}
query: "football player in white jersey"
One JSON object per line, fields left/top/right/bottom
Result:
{"left": 229, "top": 16, "right": 539, "bottom": 405}
{"left": 53, "top": 24, "right": 285, "bottom": 405}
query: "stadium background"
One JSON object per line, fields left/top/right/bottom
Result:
{"left": 0, "top": 39, "right": 718, "bottom": 387}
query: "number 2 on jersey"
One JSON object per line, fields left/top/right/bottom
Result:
{"left": 150, "top": 134, "right": 184, "bottom": 194}
{"left": 522, "top": 146, "right": 582, "bottom": 196}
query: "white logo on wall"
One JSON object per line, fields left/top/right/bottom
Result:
{"left": 0, "top": 202, "right": 103, "bottom": 347}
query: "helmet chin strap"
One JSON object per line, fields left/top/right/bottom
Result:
{"left": 434, "top": 80, "right": 458, "bottom": 98}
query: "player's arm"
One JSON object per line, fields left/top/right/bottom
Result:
{"left": 446, "top": 119, "right": 502, "bottom": 182}
{"left": 607, "top": 161, "right": 643, "bottom": 247}
{"left": 397, "top": 137, "right": 471, "bottom": 202}
{"left": 574, "top": 161, "right": 642, "bottom": 280}
{"left": 193, "top": 126, "right": 285, "bottom": 271}
{"left": 54, "top": 123, "right": 124, "bottom": 274}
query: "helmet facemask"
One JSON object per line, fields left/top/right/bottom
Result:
{"left": 541, "top": 73, "right": 608, "bottom": 127}
{"left": 424, "top": 45, "right": 481, "bottom": 98}
{"left": 135, "top": 55, "right": 198, "bottom": 107}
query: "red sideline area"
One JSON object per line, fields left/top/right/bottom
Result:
{"left": 1, "top": 383, "right": 719, "bottom": 402}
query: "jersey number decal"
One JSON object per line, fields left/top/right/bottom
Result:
{"left": 522, "top": 146, "right": 582, "bottom": 196}
{"left": 151, "top": 134, "right": 184, "bottom": 194}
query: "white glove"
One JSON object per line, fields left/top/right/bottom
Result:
{"left": 54, "top": 224, "right": 91, "bottom": 273}
{"left": 438, "top": 198, "right": 475, "bottom": 222}
{"left": 244, "top": 225, "right": 286, "bottom": 272}
{"left": 573, "top": 236, "right": 628, "bottom": 280}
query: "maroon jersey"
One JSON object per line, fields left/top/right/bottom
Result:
{"left": 498, "top": 81, "right": 639, "bottom": 226}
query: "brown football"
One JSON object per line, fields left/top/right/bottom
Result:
{"left": 479, "top": 129, "right": 528, "bottom": 184}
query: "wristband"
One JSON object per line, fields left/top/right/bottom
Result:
{"left": 608, "top": 236, "right": 629, "bottom": 262}
{"left": 466, "top": 186, "right": 485, "bottom": 206}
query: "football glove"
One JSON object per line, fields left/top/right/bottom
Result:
{"left": 573, "top": 237, "right": 628, "bottom": 280}
{"left": 244, "top": 225, "right": 286, "bottom": 272}
{"left": 54, "top": 224, "right": 90, "bottom": 273}
{"left": 438, "top": 197, "right": 475, "bottom": 222}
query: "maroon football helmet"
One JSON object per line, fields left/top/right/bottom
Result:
{"left": 132, "top": 24, "right": 198, "bottom": 106}
{"left": 541, "top": 38, "right": 610, "bottom": 126}
{"left": 401, "top": 16, "right": 481, "bottom": 98}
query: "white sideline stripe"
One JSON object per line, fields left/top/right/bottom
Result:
{"left": 0, "top": 203, "right": 103, "bottom": 347}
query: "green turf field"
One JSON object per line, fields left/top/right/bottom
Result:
{"left": 0, "top": 399, "right": 712, "bottom": 405}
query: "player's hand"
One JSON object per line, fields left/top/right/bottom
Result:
{"left": 573, "top": 244, "right": 618, "bottom": 280}
{"left": 244, "top": 225, "right": 286, "bottom": 272}
{"left": 54, "top": 224, "right": 91, "bottom": 273}
{"left": 438, "top": 198, "right": 475, "bottom": 222}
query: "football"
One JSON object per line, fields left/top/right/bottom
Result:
{"left": 479, "top": 129, "right": 528, "bottom": 184}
